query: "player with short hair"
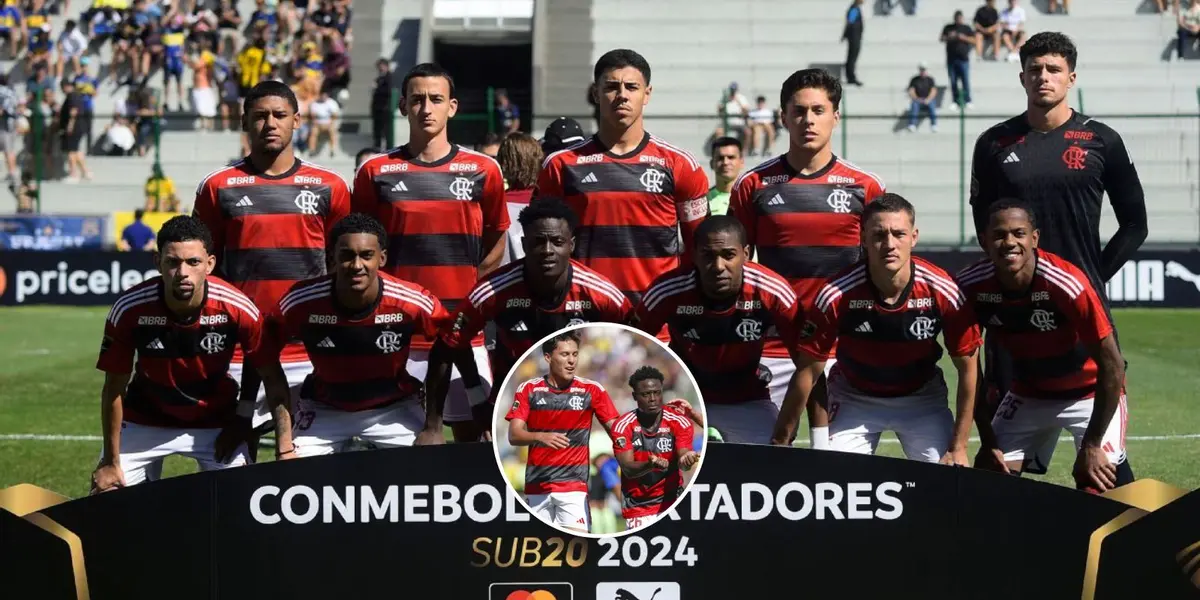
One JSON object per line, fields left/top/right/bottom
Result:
{"left": 636, "top": 216, "right": 803, "bottom": 445}
{"left": 353, "top": 62, "right": 510, "bottom": 443}
{"left": 192, "top": 80, "right": 351, "bottom": 459}
{"left": 772, "top": 194, "right": 981, "bottom": 464}
{"left": 272, "top": 213, "right": 453, "bottom": 456}
{"left": 728, "top": 68, "right": 886, "bottom": 449}
{"left": 535, "top": 48, "right": 710, "bottom": 316}
{"left": 956, "top": 201, "right": 1130, "bottom": 492}
{"left": 429, "top": 200, "right": 632, "bottom": 438}
{"left": 968, "top": 32, "right": 1145, "bottom": 476}
{"left": 506, "top": 331, "right": 620, "bottom": 533}
{"left": 610, "top": 365, "right": 700, "bottom": 531}
{"left": 92, "top": 216, "right": 289, "bottom": 493}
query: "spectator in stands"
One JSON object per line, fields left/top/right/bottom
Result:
{"left": 477, "top": 131, "right": 501, "bottom": 158}
{"left": 58, "top": 78, "right": 90, "bottom": 181}
{"left": 883, "top": 0, "right": 917, "bottom": 16}
{"left": 15, "top": 167, "right": 37, "bottom": 213}
{"left": 715, "top": 81, "right": 749, "bottom": 143}
{"left": 370, "top": 58, "right": 393, "bottom": 149}
{"left": 539, "top": 116, "right": 584, "bottom": 155}
{"left": 706, "top": 136, "right": 743, "bottom": 216}
{"left": 111, "top": 8, "right": 143, "bottom": 80}
{"left": 187, "top": 1, "right": 219, "bottom": 51}
{"left": 974, "top": 0, "right": 1001, "bottom": 61}
{"left": 1178, "top": 3, "right": 1200, "bottom": 59}
{"left": 99, "top": 112, "right": 136, "bottom": 155}
{"left": 999, "top": 0, "right": 1026, "bottom": 62}
{"left": 306, "top": 87, "right": 339, "bottom": 156}
{"left": 0, "top": 2, "right": 21, "bottom": 59}
{"left": 73, "top": 58, "right": 96, "bottom": 145}
{"left": 843, "top": 0, "right": 865, "bottom": 86}
{"left": 131, "top": 83, "right": 161, "bottom": 156}
{"left": 216, "top": 0, "right": 241, "bottom": 57}
{"left": 905, "top": 63, "right": 938, "bottom": 133}
{"left": 319, "top": 32, "right": 349, "bottom": 101}
{"left": 161, "top": 10, "right": 188, "bottom": 111}
{"left": 189, "top": 38, "right": 217, "bottom": 131}
{"left": 495, "top": 132, "right": 542, "bottom": 266}
{"left": 746, "top": 96, "right": 776, "bottom": 156}
{"left": 0, "top": 73, "right": 19, "bottom": 185}
{"left": 354, "top": 146, "right": 379, "bottom": 170}
{"left": 25, "top": 0, "right": 54, "bottom": 74}
{"left": 331, "top": 0, "right": 351, "bottom": 48}
{"left": 119, "top": 209, "right": 157, "bottom": 251}
{"left": 144, "top": 163, "right": 178, "bottom": 212}
{"left": 1156, "top": 0, "right": 1182, "bottom": 14}
{"left": 494, "top": 87, "right": 520, "bottom": 134}
{"left": 139, "top": 16, "right": 165, "bottom": 87}
{"left": 55, "top": 19, "right": 87, "bottom": 81}
{"left": 940, "top": 10, "right": 974, "bottom": 109}
{"left": 1047, "top": 0, "right": 1069, "bottom": 15}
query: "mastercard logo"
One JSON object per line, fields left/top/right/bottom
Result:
{"left": 490, "top": 582, "right": 573, "bottom": 600}
{"left": 506, "top": 591, "right": 559, "bottom": 600}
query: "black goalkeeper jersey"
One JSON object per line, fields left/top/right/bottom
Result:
{"left": 969, "top": 110, "right": 1148, "bottom": 303}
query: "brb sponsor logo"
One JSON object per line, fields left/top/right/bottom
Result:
{"left": 1106, "top": 259, "right": 1200, "bottom": 303}
{"left": 6, "top": 261, "right": 159, "bottom": 303}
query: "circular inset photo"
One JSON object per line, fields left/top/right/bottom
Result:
{"left": 492, "top": 323, "right": 707, "bottom": 538}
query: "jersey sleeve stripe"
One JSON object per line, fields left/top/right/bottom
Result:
{"left": 744, "top": 271, "right": 797, "bottom": 309}
{"left": 744, "top": 266, "right": 797, "bottom": 303}
{"left": 642, "top": 272, "right": 696, "bottom": 308}
{"left": 956, "top": 271, "right": 995, "bottom": 289}
{"left": 299, "top": 159, "right": 352, "bottom": 188}
{"left": 539, "top": 140, "right": 590, "bottom": 171}
{"left": 916, "top": 275, "right": 964, "bottom": 310}
{"left": 574, "top": 277, "right": 629, "bottom": 308}
{"left": 955, "top": 261, "right": 995, "bottom": 283}
{"left": 107, "top": 287, "right": 159, "bottom": 324}
{"left": 731, "top": 156, "right": 780, "bottom": 191}
{"left": 280, "top": 279, "right": 333, "bottom": 308}
{"left": 573, "top": 376, "right": 606, "bottom": 390}
{"left": 664, "top": 412, "right": 692, "bottom": 428}
{"left": 458, "top": 146, "right": 505, "bottom": 172}
{"left": 573, "top": 269, "right": 626, "bottom": 301}
{"left": 208, "top": 282, "right": 260, "bottom": 311}
{"left": 473, "top": 275, "right": 527, "bottom": 308}
{"left": 614, "top": 412, "right": 637, "bottom": 433}
{"left": 468, "top": 267, "right": 524, "bottom": 306}
{"left": 280, "top": 284, "right": 333, "bottom": 314}
{"left": 381, "top": 280, "right": 437, "bottom": 312}
{"left": 112, "top": 296, "right": 161, "bottom": 325}
{"left": 1035, "top": 263, "right": 1083, "bottom": 299}
{"left": 208, "top": 290, "right": 261, "bottom": 321}
{"left": 649, "top": 135, "right": 700, "bottom": 171}
{"left": 193, "top": 160, "right": 245, "bottom": 197}
{"left": 1037, "top": 261, "right": 1086, "bottom": 296}
{"left": 815, "top": 266, "right": 867, "bottom": 310}
{"left": 835, "top": 158, "right": 886, "bottom": 192}
{"left": 914, "top": 266, "right": 967, "bottom": 307}
{"left": 644, "top": 277, "right": 697, "bottom": 312}
{"left": 352, "top": 152, "right": 389, "bottom": 182}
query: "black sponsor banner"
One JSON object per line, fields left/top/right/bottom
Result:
{"left": 0, "top": 251, "right": 159, "bottom": 306}
{"left": 3, "top": 444, "right": 1198, "bottom": 599}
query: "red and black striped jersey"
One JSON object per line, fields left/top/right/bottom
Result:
{"left": 535, "top": 133, "right": 710, "bottom": 307}
{"left": 956, "top": 249, "right": 1113, "bottom": 400}
{"left": 610, "top": 407, "right": 695, "bottom": 519}
{"left": 275, "top": 272, "right": 451, "bottom": 412}
{"left": 351, "top": 145, "right": 509, "bottom": 351}
{"left": 635, "top": 262, "right": 801, "bottom": 404}
{"left": 801, "top": 257, "right": 982, "bottom": 397}
{"left": 192, "top": 158, "right": 351, "bottom": 363}
{"left": 441, "top": 259, "right": 632, "bottom": 401}
{"left": 505, "top": 375, "right": 620, "bottom": 495}
{"left": 95, "top": 276, "right": 265, "bottom": 428}
{"left": 728, "top": 155, "right": 885, "bottom": 358}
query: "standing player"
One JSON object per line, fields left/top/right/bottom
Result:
{"left": 727, "top": 68, "right": 886, "bottom": 448}
{"left": 353, "top": 63, "right": 509, "bottom": 443}
{"left": 957, "top": 201, "right": 1130, "bottom": 492}
{"left": 772, "top": 195, "right": 981, "bottom": 464}
{"left": 610, "top": 366, "right": 700, "bottom": 531}
{"left": 91, "top": 216, "right": 289, "bottom": 492}
{"left": 192, "top": 80, "right": 351, "bottom": 459}
{"left": 506, "top": 331, "right": 620, "bottom": 534}
{"left": 536, "top": 48, "right": 710, "bottom": 313}
{"left": 429, "top": 201, "right": 632, "bottom": 438}
{"left": 272, "top": 213, "right": 453, "bottom": 457}
{"left": 637, "top": 216, "right": 804, "bottom": 445}
{"left": 968, "top": 32, "right": 1146, "bottom": 475}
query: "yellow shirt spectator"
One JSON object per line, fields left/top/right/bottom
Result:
{"left": 236, "top": 45, "right": 270, "bottom": 89}
{"left": 144, "top": 176, "right": 178, "bottom": 212}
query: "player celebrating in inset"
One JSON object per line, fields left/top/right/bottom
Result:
{"left": 968, "top": 32, "right": 1146, "bottom": 477}
{"left": 636, "top": 216, "right": 805, "bottom": 445}
{"left": 957, "top": 201, "right": 1130, "bottom": 492}
{"left": 354, "top": 63, "right": 509, "bottom": 443}
{"left": 728, "top": 68, "right": 885, "bottom": 448}
{"left": 429, "top": 200, "right": 632, "bottom": 437}
{"left": 192, "top": 80, "right": 351, "bottom": 459}
{"left": 92, "top": 216, "right": 290, "bottom": 492}
{"left": 536, "top": 48, "right": 710, "bottom": 312}
{"left": 772, "top": 195, "right": 981, "bottom": 464}
{"left": 506, "top": 331, "right": 620, "bottom": 534}
{"left": 272, "top": 213, "right": 453, "bottom": 456}
{"left": 610, "top": 366, "right": 699, "bottom": 531}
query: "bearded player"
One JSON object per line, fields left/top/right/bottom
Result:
{"left": 772, "top": 195, "right": 981, "bottom": 464}
{"left": 92, "top": 216, "right": 290, "bottom": 492}
{"left": 727, "top": 68, "right": 886, "bottom": 449}
{"left": 429, "top": 200, "right": 632, "bottom": 438}
{"left": 354, "top": 63, "right": 509, "bottom": 443}
{"left": 192, "top": 80, "right": 351, "bottom": 459}
{"left": 506, "top": 331, "right": 620, "bottom": 533}
{"left": 611, "top": 366, "right": 700, "bottom": 531}
{"left": 272, "top": 213, "right": 453, "bottom": 457}
{"left": 956, "top": 201, "right": 1130, "bottom": 492}
{"left": 637, "top": 216, "right": 804, "bottom": 445}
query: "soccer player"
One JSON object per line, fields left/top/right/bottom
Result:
{"left": 91, "top": 216, "right": 289, "bottom": 492}
{"left": 536, "top": 48, "right": 710, "bottom": 311}
{"left": 506, "top": 331, "right": 620, "bottom": 534}
{"left": 353, "top": 63, "right": 509, "bottom": 443}
{"left": 192, "top": 80, "right": 351, "bottom": 458}
{"left": 957, "top": 201, "right": 1130, "bottom": 492}
{"left": 968, "top": 32, "right": 1146, "bottom": 475}
{"left": 429, "top": 200, "right": 632, "bottom": 437}
{"left": 272, "top": 213, "right": 453, "bottom": 456}
{"left": 727, "top": 68, "right": 886, "bottom": 448}
{"left": 610, "top": 366, "right": 700, "bottom": 531}
{"left": 637, "top": 216, "right": 803, "bottom": 445}
{"left": 772, "top": 195, "right": 981, "bottom": 464}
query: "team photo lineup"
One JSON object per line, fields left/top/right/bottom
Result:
{"left": 84, "top": 29, "right": 1151, "bottom": 520}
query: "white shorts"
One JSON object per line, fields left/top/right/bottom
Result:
{"left": 762, "top": 356, "right": 838, "bottom": 411}
{"left": 526, "top": 491, "right": 590, "bottom": 532}
{"left": 104, "top": 421, "right": 248, "bottom": 486}
{"left": 625, "top": 513, "right": 662, "bottom": 531}
{"left": 227, "top": 360, "right": 312, "bottom": 429}
{"left": 706, "top": 398, "right": 778, "bottom": 445}
{"left": 826, "top": 367, "right": 952, "bottom": 463}
{"left": 992, "top": 392, "right": 1128, "bottom": 470}
{"left": 406, "top": 346, "right": 492, "bottom": 423}
{"left": 192, "top": 87, "right": 218, "bottom": 118}
{"left": 291, "top": 396, "right": 426, "bottom": 457}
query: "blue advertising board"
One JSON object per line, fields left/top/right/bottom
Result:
{"left": 0, "top": 215, "right": 107, "bottom": 250}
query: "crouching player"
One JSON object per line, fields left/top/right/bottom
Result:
{"left": 271, "top": 213, "right": 453, "bottom": 457}
{"left": 92, "top": 216, "right": 290, "bottom": 493}
{"left": 957, "top": 200, "right": 1131, "bottom": 492}
{"left": 773, "top": 194, "right": 981, "bottom": 463}
{"left": 611, "top": 366, "right": 700, "bottom": 531}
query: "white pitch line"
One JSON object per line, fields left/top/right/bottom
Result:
{"left": 2, "top": 433, "right": 1200, "bottom": 443}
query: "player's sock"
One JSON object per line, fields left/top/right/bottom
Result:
{"left": 1114, "top": 459, "right": 1135, "bottom": 486}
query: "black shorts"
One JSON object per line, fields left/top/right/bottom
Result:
{"left": 61, "top": 131, "right": 85, "bottom": 153}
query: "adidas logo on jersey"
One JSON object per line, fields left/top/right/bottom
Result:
{"left": 536, "top": 398, "right": 547, "bottom": 405}
{"left": 391, "top": 181, "right": 409, "bottom": 192}
{"left": 683, "top": 329, "right": 700, "bottom": 340}
{"left": 511, "top": 321, "right": 528, "bottom": 332}
{"left": 317, "top": 337, "right": 336, "bottom": 348}
{"left": 988, "top": 315, "right": 1003, "bottom": 326}
{"left": 854, "top": 322, "right": 873, "bottom": 333}
{"left": 146, "top": 338, "right": 165, "bottom": 350}
{"left": 235, "top": 196, "right": 253, "bottom": 207}
{"left": 767, "top": 194, "right": 784, "bottom": 206}
{"left": 581, "top": 172, "right": 598, "bottom": 184}
{"left": 1004, "top": 152, "right": 1020, "bottom": 164}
